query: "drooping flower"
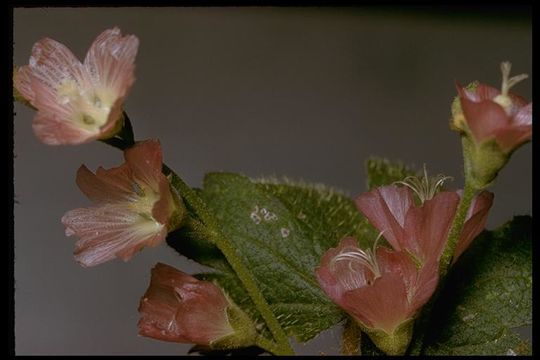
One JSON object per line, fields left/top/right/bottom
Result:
{"left": 453, "top": 62, "right": 532, "bottom": 153}
{"left": 356, "top": 183, "right": 493, "bottom": 265}
{"left": 138, "top": 263, "right": 256, "bottom": 349}
{"left": 13, "top": 27, "right": 139, "bottom": 145}
{"left": 61, "top": 140, "right": 183, "bottom": 267}
{"left": 316, "top": 237, "right": 438, "bottom": 355}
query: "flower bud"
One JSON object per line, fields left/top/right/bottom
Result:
{"left": 451, "top": 62, "right": 531, "bottom": 188}
{"left": 138, "top": 263, "right": 257, "bottom": 350}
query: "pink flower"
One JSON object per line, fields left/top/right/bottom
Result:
{"left": 316, "top": 238, "right": 438, "bottom": 345}
{"left": 61, "top": 140, "right": 178, "bottom": 267}
{"left": 356, "top": 184, "right": 493, "bottom": 264}
{"left": 138, "top": 263, "right": 239, "bottom": 345}
{"left": 14, "top": 27, "right": 139, "bottom": 145}
{"left": 456, "top": 62, "right": 532, "bottom": 153}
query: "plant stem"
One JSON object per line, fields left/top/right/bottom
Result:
{"left": 341, "top": 318, "right": 361, "bottom": 355}
{"left": 255, "top": 336, "right": 289, "bottom": 356}
{"left": 100, "top": 118, "right": 294, "bottom": 355}
{"left": 179, "top": 205, "right": 293, "bottom": 355}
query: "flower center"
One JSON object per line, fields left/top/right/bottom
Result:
{"left": 130, "top": 181, "right": 162, "bottom": 225}
{"left": 493, "top": 61, "right": 528, "bottom": 115}
{"left": 56, "top": 80, "right": 115, "bottom": 131}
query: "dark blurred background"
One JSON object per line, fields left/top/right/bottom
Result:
{"left": 13, "top": 6, "right": 532, "bottom": 355}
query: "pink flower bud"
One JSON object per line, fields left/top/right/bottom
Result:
{"left": 451, "top": 63, "right": 532, "bottom": 188}
{"left": 62, "top": 140, "right": 181, "bottom": 267}
{"left": 138, "top": 263, "right": 255, "bottom": 348}
{"left": 456, "top": 82, "right": 531, "bottom": 153}
{"left": 14, "top": 27, "right": 139, "bottom": 145}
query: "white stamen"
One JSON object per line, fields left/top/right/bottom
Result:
{"left": 500, "top": 61, "right": 528, "bottom": 97}
{"left": 331, "top": 231, "right": 385, "bottom": 280}
{"left": 395, "top": 164, "right": 452, "bottom": 204}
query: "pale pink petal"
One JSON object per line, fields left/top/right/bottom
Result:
{"left": 24, "top": 37, "right": 89, "bottom": 94}
{"left": 138, "top": 263, "right": 234, "bottom": 345}
{"left": 315, "top": 237, "right": 370, "bottom": 303}
{"left": 76, "top": 164, "right": 136, "bottom": 204}
{"left": 62, "top": 204, "right": 166, "bottom": 267}
{"left": 404, "top": 192, "right": 459, "bottom": 263}
{"left": 32, "top": 110, "right": 94, "bottom": 145}
{"left": 152, "top": 177, "right": 176, "bottom": 226}
{"left": 84, "top": 27, "right": 138, "bottom": 97}
{"left": 473, "top": 84, "right": 500, "bottom": 101}
{"left": 453, "top": 191, "right": 494, "bottom": 262}
{"left": 13, "top": 66, "right": 37, "bottom": 104}
{"left": 508, "top": 93, "right": 530, "bottom": 116}
{"left": 493, "top": 125, "right": 532, "bottom": 153}
{"left": 456, "top": 83, "right": 499, "bottom": 102}
{"left": 408, "top": 259, "right": 438, "bottom": 313}
{"left": 513, "top": 103, "right": 532, "bottom": 126}
{"left": 26, "top": 71, "right": 98, "bottom": 145}
{"left": 342, "top": 272, "right": 409, "bottom": 333}
{"left": 124, "top": 140, "right": 164, "bottom": 193}
{"left": 355, "top": 185, "right": 414, "bottom": 251}
{"left": 460, "top": 96, "right": 511, "bottom": 144}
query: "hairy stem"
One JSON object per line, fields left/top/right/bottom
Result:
{"left": 255, "top": 336, "right": 289, "bottom": 356}
{"left": 341, "top": 318, "right": 361, "bottom": 355}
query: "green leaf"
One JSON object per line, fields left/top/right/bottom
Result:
{"left": 199, "top": 173, "right": 352, "bottom": 342}
{"left": 422, "top": 216, "right": 532, "bottom": 355}
{"left": 365, "top": 157, "right": 416, "bottom": 189}
{"left": 256, "top": 178, "right": 378, "bottom": 251}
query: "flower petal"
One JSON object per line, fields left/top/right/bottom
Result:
{"left": 342, "top": 271, "right": 409, "bottom": 333}
{"left": 355, "top": 185, "right": 414, "bottom": 251}
{"left": 84, "top": 27, "right": 138, "bottom": 98}
{"left": 453, "top": 191, "right": 494, "bottom": 261}
{"left": 62, "top": 204, "right": 166, "bottom": 267}
{"left": 75, "top": 164, "right": 136, "bottom": 204}
{"left": 408, "top": 259, "right": 438, "bottom": 313}
{"left": 513, "top": 103, "right": 532, "bottom": 126}
{"left": 316, "top": 237, "right": 371, "bottom": 303}
{"left": 32, "top": 110, "right": 94, "bottom": 145}
{"left": 403, "top": 191, "right": 459, "bottom": 262}
{"left": 138, "top": 263, "right": 234, "bottom": 345}
{"left": 460, "top": 96, "right": 511, "bottom": 144}
{"left": 493, "top": 124, "right": 532, "bottom": 153}
{"left": 124, "top": 139, "right": 165, "bottom": 193}
{"left": 24, "top": 37, "right": 89, "bottom": 95}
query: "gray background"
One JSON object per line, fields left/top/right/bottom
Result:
{"left": 14, "top": 7, "right": 532, "bottom": 355}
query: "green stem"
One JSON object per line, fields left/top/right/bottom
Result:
{"left": 341, "top": 318, "right": 361, "bottom": 355}
{"left": 183, "top": 216, "right": 293, "bottom": 355}
{"left": 100, "top": 120, "right": 293, "bottom": 355}
{"left": 255, "top": 336, "right": 288, "bottom": 356}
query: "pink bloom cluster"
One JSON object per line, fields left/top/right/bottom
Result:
{"left": 317, "top": 184, "right": 493, "bottom": 338}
